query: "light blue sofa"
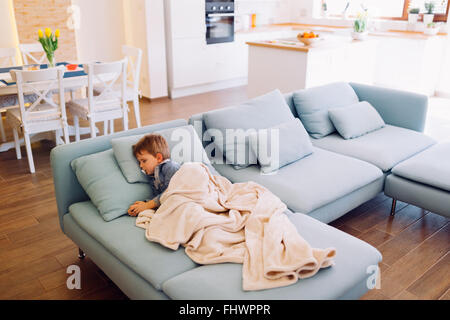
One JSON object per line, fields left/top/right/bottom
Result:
{"left": 189, "top": 82, "right": 435, "bottom": 224}
{"left": 51, "top": 82, "right": 433, "bottom": 300}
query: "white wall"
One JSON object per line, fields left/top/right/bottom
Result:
{"left": 123, "top": 0, "right": 168, "bottom": 98}
{"left": 72, "top": 0, "right": 126, "bottom": 62}
{"left": 0, "top": 0, "right": 21, "bottom": 64}
{"left": 437, "top": 38, "right": 450, "bottom": 95}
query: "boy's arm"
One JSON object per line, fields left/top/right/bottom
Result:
{"left": 151, "top": 162, "right": 180, "bottom": 207}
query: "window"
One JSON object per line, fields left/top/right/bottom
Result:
{"left": 409, "top": 0, "right": 449, "bottom": 14}
{"left": 325, "top": 0, "right": 405, "bottom": 18}
{"left": 323, "top": 0, "right": 449, "bottom": 21}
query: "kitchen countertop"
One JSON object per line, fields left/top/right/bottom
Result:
{"left": 238, "top": 23, "right": 448, "bottom": 40}
{"left": 246, "top": 37, "right": 375, "bottom": 53}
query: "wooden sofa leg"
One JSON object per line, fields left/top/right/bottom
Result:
{"left": 78, "top": 248, "right": 86, "bottom": 259}
{"left": 390, "top": 199, "right": 397, "bottom": 216}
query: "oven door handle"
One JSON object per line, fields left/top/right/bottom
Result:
{"left": 207, "top": 13, "right": 235, "bottom": 17}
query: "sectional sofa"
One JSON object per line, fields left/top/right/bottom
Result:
{"left": 51, "top": 82, "right": 437, "bottom": 300}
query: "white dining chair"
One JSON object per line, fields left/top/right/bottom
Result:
{"left": 67, "top": 59, "right": 128, "bottom": 141}
{"left": 6, "top": 66, "right": 70, "bottom": 173}
{"left": 0, "top": 47, "right": 17, "bottom": 66}
{"left": 0, "top": 47, "right": 18, "bottom": 142}
{"left": 94, "top": 45, "right": 143, "bottom": 127}
{"left": 19, "top": 42, "right": 80, "bottom": 100}
{"left": 19, "top": 43, "right": 47, "bottom": 65}
{"left": 0, "top": 47, "right": 39, "bottom": 143}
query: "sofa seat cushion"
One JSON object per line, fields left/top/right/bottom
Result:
{"left": 68, "top": 201, "right": 198, "bottom": 291}
{"left": 213, "top": 147, "right": 383, "bottom": 214}
{"left": 162, "top": 212, "right": 382, "bottom": 300}
{"left": 391, "top": 142, "right": 450, "bottom": 192}
{"left": 312, "top": 125, "right": 436, "bottom": 172}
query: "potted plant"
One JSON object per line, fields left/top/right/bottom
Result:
{"left": 351, "top": 11, "right": 368, "bottom": 40}
{"left": 424, "top": 22, "right": 440, "bottom": 35}
{"left": 423, "top": 2, "right": 435, "bottom": 25}
{"left": 408, "top": 7, "right": 420, "bottom": 23}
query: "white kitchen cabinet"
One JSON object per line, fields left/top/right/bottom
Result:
{"left": 165, "top": 0, "right": 300, "bottom": 98}
{"left": 167, "top": 0, "right": 205, "bottom": 39}
{"left": 171, "top": 37, "right": 213, "bottom": 88}
{"left": 247, "top": 36, "right": 378, "bottom": 98}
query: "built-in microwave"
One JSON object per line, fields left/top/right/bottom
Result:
{"left": 205, "top": 1, "right": 235, "bottom": 44}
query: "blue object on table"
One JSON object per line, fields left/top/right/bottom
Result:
{"left": 0, "top": 62, "right": 86, "bottom": 86}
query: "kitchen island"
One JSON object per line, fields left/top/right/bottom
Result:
{"left": 246, "top": 35, "right": 378, "bottom": 97}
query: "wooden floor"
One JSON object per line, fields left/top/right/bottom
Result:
{"left": 0, "top": 86, "right": 448, "bottom": 300}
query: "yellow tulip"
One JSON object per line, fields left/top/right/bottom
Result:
{"left": 38, "top": 29, "right": 43, "bottom": 38}
{"left": 45, "top": 28, "right": 52, "bottom": 38}
{"left": 55, "top": 29, "right": 60, "bottom": 38}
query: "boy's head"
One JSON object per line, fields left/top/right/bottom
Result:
{"left": 133, "top": 134, "right": 170, "bottom": 175}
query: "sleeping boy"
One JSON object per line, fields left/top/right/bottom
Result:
{"left": 127, "top": 133, "right": 180, "bottom": 216}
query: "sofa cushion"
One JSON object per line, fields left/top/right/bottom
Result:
{"left": 248, "top": 118, "right": 313, "bottom": 174}
{"left": 112, "top": 125, "right": 212, "bottom": 183}
{"left": 312, "top": 125, "right": 436, "bottom": 172}
{"left": 293, "top": 82, "right": 359, "bottom": 139}
{"left": 328, "top": 101, "right": 385, "bottom": 139}
{"left": 203, "top": 89, "right": 295, "bottom": 169}
{"left": 213, "top": 147, "right": 383, "bottom": 214}
{"left": 391, "top": 142, "right": 450, "bottom": 192}
{"left": 162, "top": 211, "right": 382, "bottom": 299}
{"left": 70, "top": 149, "right": 152, "bottom": 221}
{"left": 68, "top": 201, "right": 198, "bottom": 291}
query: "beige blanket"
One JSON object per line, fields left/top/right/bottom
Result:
{"left": 136, "top": 162, "right": 336, "bottom": 291}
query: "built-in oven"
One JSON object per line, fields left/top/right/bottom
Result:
{"left": 205, "top": 1, "right": 234, "bottom": 44}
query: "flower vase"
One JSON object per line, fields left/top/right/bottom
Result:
{"left": 47, "top": 52, "right": 55, "bottom": 68}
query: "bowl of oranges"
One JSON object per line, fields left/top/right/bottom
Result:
{"left": 297, "top": 32, "right": 322, "bottom": 46}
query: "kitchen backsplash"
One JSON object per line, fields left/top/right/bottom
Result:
{"left": 234, "top": 0, "right": 315, "bottom": 30}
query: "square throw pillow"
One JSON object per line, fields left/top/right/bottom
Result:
{"left": 203, "top": 89, "right": 295, "bottom": 169}
{"left": 249, "top": 118, "right": 314, "bottom": 174}
{"left": 71, "top": 149, "right": 152, "bottom": 221}
{"left": 112, "top": 125, "right": 212, "bottom": 184}
{"left": 328, "top": 101, "right": 385, "bottom": 139}
{"left": 292, "top": 82, "right": 359, "bottom": 139}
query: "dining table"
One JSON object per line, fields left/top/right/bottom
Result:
{"left": 0, "top": 62, "right": 103, "bottom": 152}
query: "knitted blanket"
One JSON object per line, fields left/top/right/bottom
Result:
{"left": 136, "top": 162, "right": 336, "bottom": 291}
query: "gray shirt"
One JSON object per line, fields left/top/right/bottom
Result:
{"left": 146, "top": 159, "right": 180, "bottom": 207}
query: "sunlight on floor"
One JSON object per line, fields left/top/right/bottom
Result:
{"left": 425, "top": 97, "right": 450, "bottom": 142}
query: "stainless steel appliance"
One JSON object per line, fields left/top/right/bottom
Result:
{"left": 205, "top": 1, "right": 234, "bottom": 44}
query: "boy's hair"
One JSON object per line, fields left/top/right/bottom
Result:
{"left": 132, "top": 134, "right": 170, "bottom": 159}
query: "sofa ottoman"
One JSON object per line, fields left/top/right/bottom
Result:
{"left": 385, "top": 142, "right": 450, "bottom": 218}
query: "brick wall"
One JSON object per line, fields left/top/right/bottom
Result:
{"left": 13, "top": 0, "right": 77, "bottom": 63}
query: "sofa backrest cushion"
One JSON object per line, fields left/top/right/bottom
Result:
{"left": 202, "top": 89, "right": 295, "bottom": 169}
{"left": 112, "top": 125, "right": 212, "bottom": 184}
{"left": 293, "top": 82, "right": 359, "bottom": 139}
{"left": 71, "top": 149, "right": 152, "bottom": 221}
{"left": 329, "top": 101, "right": 385, "bottom": 139}
{"left": 249, "top": 118, "right": 313, "bottom": 173}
